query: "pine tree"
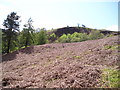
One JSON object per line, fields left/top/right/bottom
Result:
{"left": 2, "top": 12, "right": 20, "bottom": 53}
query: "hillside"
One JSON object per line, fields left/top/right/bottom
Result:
{"left": 1, "top": 36, "right": 119, "bottom": 88}
{"left": 48, "top": 27, "right": 118, "bottom": 37}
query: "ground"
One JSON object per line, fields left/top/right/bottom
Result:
{"left": 1, "top": 36, "right": 119, "bottom": 88}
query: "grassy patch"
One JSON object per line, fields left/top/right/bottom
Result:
{"left": 101, "top": 68, "right": 120, "bottom": 88}
{"left": 73, "top": 55, "right": 81, "bottom": 59}
{"left": 104, "top": 45, "right": 120, "bottom": 50}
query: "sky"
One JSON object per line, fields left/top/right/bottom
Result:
{"left": 0, "top": 0, "right": 119, "bottom": 31}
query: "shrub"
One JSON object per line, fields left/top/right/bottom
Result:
{"left": 49, "top": 33, "right": 57, "bottom": 43}
{"left": 57, "top": 30, "right": 104, "bottom": 43}
{"left": 78, "top": 33, "right": 88, "bottom": 42}
{"left": 58, "top": 34, "right": 68, "bottom": 43}
{"left": 36, "top": 28, "right": 48, "bottom": 45}
{"left": 71, "top": 32, "right": 88, "bottom": 42}
{"left": 71, "top": 37, "right": 80, "bottom": 42}
{"left": 67, "top": 34, "right": 72, "bottom": 42}
{"left": 88, "top": 30, "right": 104, "bottom": 40}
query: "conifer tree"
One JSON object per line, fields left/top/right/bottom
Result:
{"left": 2, "top": 12, "right": 20, "bottom": 53}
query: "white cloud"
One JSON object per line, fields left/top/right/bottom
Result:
{"left": 105, "top": 25, "right": 118, "bottom": 31}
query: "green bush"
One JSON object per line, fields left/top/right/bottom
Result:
{"left": 67, "top": 34, "right": 72, "bottom": 42}
{"left": 36, "top": 28, "right": 48, "bottom": 45}
{"left": 78, "top": 33, "right": 88, "bottom": 42}
{"left": 48, "top": 33, "right": 57, "bottom": 43}
{"left": 58, "top": 34, "right": 68, "bottom": 43}
{"left": 88, "top": 30, "right": 104, "bottom": 40}
{"left": 50, "top": 33, "right": 56, "bottom": 39}
{"left": 71, "top": 32, "right": 80, "bottom": 38}
{"left": 49, "top": 29, "right": 106, "bottom": 43}
{"left": 71, "top": 37, "right": 81, "bottom": 42}
{"left": 58, "top": 32, "right": 88, "bottom": 43}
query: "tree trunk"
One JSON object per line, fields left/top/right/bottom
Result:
{"left": 25, "top": 35, "right": 28, "bottom": 48}
{"left": 25, "top": 30, "right": 29, "bottom": 48}
{"left": 7, "top": 36, "right": 11, "bottom": 53}
{"left": 7, "top": 29, "right": 12, "bottom": 53}
{"left": 25, "top": 39, "right": 28, "bottom": 48}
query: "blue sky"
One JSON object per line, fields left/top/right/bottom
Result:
{"left": 0, "top": 0, "right": 119, "bottom": 31}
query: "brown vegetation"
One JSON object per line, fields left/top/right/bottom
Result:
{"left": 1, "top": 36, "right": 119, "bottom": 88}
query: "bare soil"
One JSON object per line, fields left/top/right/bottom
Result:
{"left": 1, "top": 36, "right": 119, "bottom": 88}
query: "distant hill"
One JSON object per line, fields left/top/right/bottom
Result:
{"left": 48, "top": 26, "right": 118, "bottom": 37}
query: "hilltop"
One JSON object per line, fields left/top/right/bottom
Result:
{"left": 1, "top": 36, "right": 119, "bottom": 88}
{"left": 48, "top": 26, "right": 118, "bottom": 37}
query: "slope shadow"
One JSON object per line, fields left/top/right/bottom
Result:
{"left": 19, "top": 46, "right": 34, "bottom": 54}
{"left": 1, "top": 46, "right": 34, "bottom": 63}
{"left": 2, "top": 51, "right": 19, "bottom": 62}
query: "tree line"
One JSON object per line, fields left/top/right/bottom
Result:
{"left": 2, "top": 12, "right": 47, "bottom": 54}
{"left": 1, "top": 12, "right": 111, "bottom": 54}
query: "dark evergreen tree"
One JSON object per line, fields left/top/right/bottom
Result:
{"left": 2, "top": 12, "right": 20, "bottom": 53}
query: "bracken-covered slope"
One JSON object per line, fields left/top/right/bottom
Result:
{"left": 1, "top": 36, "right": 119, "bottom": 88}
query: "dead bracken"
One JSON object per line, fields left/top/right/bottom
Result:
{"left": 1, "top": 36, "right": 119, "bottom": 88}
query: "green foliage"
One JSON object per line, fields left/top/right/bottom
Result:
{"left": 19, "top": 28, "right": 35, "bottom": 48}
{"left": 70, "top": 37, "right": 80, "bottom": 42}
{"left": 36, "top": 28, "right": 48, "bottom": 45}
{"left": 72, "top": 33, "right": 88, "bottom": 42}
{"left": 67, "top": 34, "right": 72, "bottom": 42}
{"left": 57, "top": 30, "right": 105, "bottom": 43}
{"left": 73, "top": 55, "right": 81, "bottom": 59}
{"left": 58, "top": 34, "right": 68, "bottom": 43}
{"left": 88, "top": 30, "right": 104, "bottom": 40}
{"left": 104, "top": 45, "right": 112, "bottom": 49}
{"left": 107, "top": 34, "right": 115, "bottom": 37}
{"left": 19, "top": 18, "right": 35, "bottom": 48}
{"left": 101, "top": 68, "right": 120, "bottom": 88}
{"left": 58, "top": 34, "right": 72, "bottom": 43}
{"left": 50, "top": 33, "right": 56, "bottom": 38}
{"left": 2, "top": 12, "right": 20, "bottom": 53}
{"left": 1, "top": 12, "right": 108, "bottom": 54}
{"left": 48, "top": 33, "right": 57, "bottom": 43}
{"left": 58, "top": 32, "right": 88, "bottom": 43}
{"left": 104, "top": 45, "right": 120, "bottom": 50}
